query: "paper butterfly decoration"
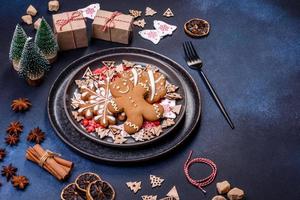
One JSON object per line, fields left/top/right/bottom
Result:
{"left": 78, "top": 3, "right": 100, "bottom": 19}
{"left": 139, "top": 20, "right": 177, "bottom": 44}
{"left": 145, "top": 7, "right": 157, "bottom": 16}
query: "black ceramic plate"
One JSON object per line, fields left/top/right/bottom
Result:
{"left": 48, "top": 47, "right": 201, "bottom": 162}
{"left": 63, "top": 57, "right": 186, "bottom": 148}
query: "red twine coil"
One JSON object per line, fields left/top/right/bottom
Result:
{"left": 184, "top": 151, "right": 217, "bottom": 194}
{"left": 56, "top": 11, "right": 84, "bottom": 31}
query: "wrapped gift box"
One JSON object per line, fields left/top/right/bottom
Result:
{"left": 92, "top": 10, "right": 133, "bottom": 44}
{"left": 52, "top": 11, "right": 88, "bottom": 51}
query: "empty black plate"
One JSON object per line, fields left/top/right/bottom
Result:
{"left": 47, "top": 47, "right": 201, "bottom": 162}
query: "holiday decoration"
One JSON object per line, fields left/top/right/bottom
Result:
{"left": 9, "top": 24, "right": 27, "bottom": 71}
{"left": 35, "top": 18, "right": 58, "bottom": 63}
{"left": 163, "top": 8, "right": 174, "bottom": 17}
{"left": 26, "top": 5, "right": 37, "bottom": 16}
{"left": 126, "top": 181, "right": 142, "bottom": 193}
{"left": 48, "top": 0, "right": 59, "bottom": 12}
{"left": 6, "top": 121, "right": 23, "bottom": 135}
{"left": 139, "top": 20, "right": 177, "bottom": 44}
{"left": 149, "top": 175, "right": 164, "bottom": 188}
{"left": 142, "top": 195, "right": 157, "bottom": 200}
{"left": 18, "top": 37, "right": 49, "bottom": 86}
{"left": 52, "top": 11, "right": 88, "bottom": 51}
{"left": 26, "top": 144, "right": 74, "bottom": 181}
{"left": 166, "top": 186, "right": 180, "bottom": 200}
{"left": 184, "top": 151, "right": 217, "bottom": 194}
{"left": 133, "top": 19, "right": 146, "bottom": 28}
{"left": 11, "top": 175, "right": 29, "bottom": 189}
{"left": 34, "top": 18, "right": 42, "bottom": 30}
{"left": 1, "top": 164, "right": 17, "bottom": 181}
{"left": 184, "top": 18, "right": 210, "bottom": 37}
{"left": 27, "top": 127, "right": 45, "bottom": 144}
{"left": 21, "top": 15, "right": 32, "bottom": 24}
{"left": 145, "top": 7, "right": 157, "bottom": 16}
{"left": 92, "top": 10, "right": 134, "bottom": 44}
{"left": 129, "top": 9, "right": 142, "bottom": 18}
{"left": 78, "top": 3, "right": 100, "bottom": 19}
{"left": 11, "top": 98, "right": 31, "bottom": 112}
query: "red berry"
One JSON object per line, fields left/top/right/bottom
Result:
{"left": 87, "top": 126, "right": 95, "bottom": 133}
{"left": 82, "top": 119, "right": 89, "bottom": 127}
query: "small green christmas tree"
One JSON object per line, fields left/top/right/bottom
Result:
{"left": 35, "top": 18, "right": 58, "bottom": 62}
{"left": 19, "top": 37, "right": 49, "bottom": 85}
{"left": 9, "top": 24, "right": 27, "bottom": 70}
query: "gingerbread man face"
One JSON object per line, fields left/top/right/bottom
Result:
{"left": 108, "top": 76, "right": 164, "bottom": 134}
{"left": 109, "top": 77, "right": 134, "bottom": 97}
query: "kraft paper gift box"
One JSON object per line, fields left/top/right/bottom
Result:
{"left": 92, "top": 10, "right": 133, "bottom": 44}
{"left": 52, "top": 11, "right": 88, "bottom": 51}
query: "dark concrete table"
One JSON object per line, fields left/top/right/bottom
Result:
{"left": 0, "top": 0, "right": 299, "bottom": 199}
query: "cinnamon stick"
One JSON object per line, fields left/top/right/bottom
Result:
{"left": 25, "top": 144, "right": 73, "bottom": 181}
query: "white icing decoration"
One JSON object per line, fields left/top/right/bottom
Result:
{"left": 148, "top": 70, "right": 156, "bottom": 101}
{"left": 132, "top": 68, "right": 138, "bottom": 85}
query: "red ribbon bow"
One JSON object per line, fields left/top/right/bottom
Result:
{"left": 102, "top": 11, "right": 122, "bottom": 31}
{"left": 56, "top": 11, "right": 83, "bottom": 31}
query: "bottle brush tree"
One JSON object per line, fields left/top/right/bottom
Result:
{"left": 19, "top": 37, "right": 49, "bottom": 86}
{"left": 35, "top": 17, "right": 58, "bottom": 63}
{"left": 9, "top": 24, "right": 27, "bottom": 71}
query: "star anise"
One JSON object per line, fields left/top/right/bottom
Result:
{"left": 11, "top": 98, "right": 31, "bottom": 112}
{"left": 5, "top": 134, "right": 19, "bottom": 146}
{"left": 11, "top": 175, "right": 29, "bottom": 189}
{"left": 0, "top": 149, "right": 6, "bottom": 161}
{"left": 27, "top": 127, "right": 45, "bottom": 144}
{"left": 1, "top": 164, "right": 17, "bottom": 181}
{"left": 6, "top": 121, "right": 23, "bottom": 135}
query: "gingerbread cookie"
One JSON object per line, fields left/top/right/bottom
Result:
{"left": 107, "top": 76, "right": 164, "bottom": 134}
{"left": 120, "top": 67, "right": 167, "bottom": 103}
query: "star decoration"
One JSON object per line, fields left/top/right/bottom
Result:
{"left": 133, "top": 19, "right": 146, "bottom": 28}
{"left": 1, "top": 164, "right": 17, "bottom": 181}
{"left": 11, "top": 175, "right": 29, "bottom": 189}
{"left": 11, "top": 98, "right": 31, "bottom": 112}
{"left": 6, "top": 121, "right": 23, "bottom": 135}
{"left": 5, "top": 134, "right": 19, "bottom": 146}
{"left": 129, "top": 9, "right": 142, "bottom": 18}
{"left": 27, "top": 127, "right": 45, "bottom": 144}
{"left": 113, "top": 135, "right": 127, "bottom": 144}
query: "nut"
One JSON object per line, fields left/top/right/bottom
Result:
{"left": 212, "top": 195, "right": 226, "bottom": 200}
{"left": 48, "top": 1, "right": 60, "bottom": 12}
{"left": 34, "top": 18, "right": 42, "bottom": 30}
{"left": 26, "top": 5, "right": 37, "bottom": 16}
{"left": 216, "top": 180, "right": 231, "bottom": 194}
{"left": 21, "top": 15, "right": 33, "bottom": 25}
{"left": 227, "top": 187, "right": 245, "bottom": 200}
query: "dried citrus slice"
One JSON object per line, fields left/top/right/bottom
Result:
{"left": 75, "top": 172, "right": 101, "bottom": 192}
{"left": 61, "top": 183, "right": 87, "bottom": 200}
{"left": 184, "top": 18, "right": 210, "bottom": 37}
{"left": 87, "top": 180, "right": 116, "bottom": 200}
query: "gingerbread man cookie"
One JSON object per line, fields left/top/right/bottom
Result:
{"left": 107, "top": 76, "right": 164, "bottom": 134}
{"left": 120, "top": 67, "right": 167, "bottom": 103}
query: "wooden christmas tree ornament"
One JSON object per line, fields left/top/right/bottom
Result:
{"left": 163, "top": 8, "right": 174, "bottom": 17}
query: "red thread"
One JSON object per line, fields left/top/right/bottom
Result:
{"left": 184, "top": 151, "right": 217, "bottom": 194}
{"left": 102, "top": 11, "right": 122, "bottom": 31}
{"left": 56, "top": 11, "right": 84, "bottom": 31}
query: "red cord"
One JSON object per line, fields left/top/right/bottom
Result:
{"left": 184, "top": 150, "right": 217, "bottom": 194}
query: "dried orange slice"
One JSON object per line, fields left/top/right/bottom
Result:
{"left": 61, "top": 183, "right": 87, "bottom": 200}
{"left": 75, "top": 172, "right": 101, "bottom": 192}
{"left": 184, "top": 18, "right": 210, "bottom": 37}
{"left": 87, "top": 180, "right": 116, "bottom": 200}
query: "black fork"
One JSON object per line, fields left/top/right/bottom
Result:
{"left": 183, "top": 41, "right": 235, "bottom": 129}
